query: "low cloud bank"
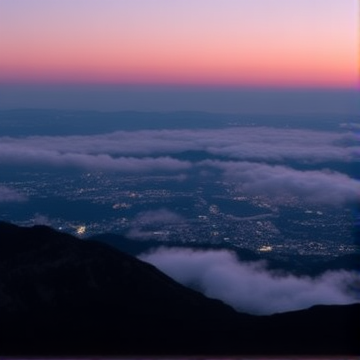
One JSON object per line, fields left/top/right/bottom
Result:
{"left": 127, "top": 209, "right": 185, "bottom": 240}
{"left": 140, "top": 248, "right": 360, "bottom": 315}
{"left": 0, "top": 186, "right": 27, "bottom": 203}
{"left": 0, "top": 127, "right": 358, "bottom": 205}
{"left": 0, "top": 126, "right": 357, "bottom": 164}
{"left": 0, "top": 145, "right": 190, "bottom": 172}
{"left": 203, "top": 160, "right": 360, "bottom": 205}
{"left": 31, "top": 213, "right": 52, "bottom": 226}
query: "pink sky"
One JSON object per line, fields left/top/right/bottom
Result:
{"left": 0, "top": 0, "right": 358, "bottom": 89}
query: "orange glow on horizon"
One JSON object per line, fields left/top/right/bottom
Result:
{"left": 1, "top": 33, "right": 357, "bottom": 89}
{"left": 0, "top": 58, "right": 357, "bottom": 89}
{"left": 0, "top": 0, "right": 358, "bottom": 90}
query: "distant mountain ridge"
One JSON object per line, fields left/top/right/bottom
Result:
{"left": 0, "top": 221, "right": 359, "bottom": 356}
{"left": 0, "top": 109, "right": 345, "bottom": 137}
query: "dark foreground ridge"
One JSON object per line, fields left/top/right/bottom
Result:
{"left": 0, "top": 221, "right": 359, "bottom": 356}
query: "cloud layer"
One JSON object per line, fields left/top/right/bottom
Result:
{"left": 0, "top": 126, "right": 358, "bottom": 163}
{"left": 127, "top": 209, "right": 185, "bottom": 240}
{"left": 0, "top": 186, "right": 27, "bottom": 203}
{"left": 140, "top": 248, "right": 360, "bottom": 315}
{"left": 0, "top": 145, "right": 190, "bottom": 172}
{"left": 0, "top": 126, "right": 358, "bottom": 205}
{"left": 202, "top": 160, "right": 360, "bottom": 205}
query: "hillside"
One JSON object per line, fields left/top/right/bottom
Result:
{"left": 0, "top": 221, "right": 359, "bottom": 356}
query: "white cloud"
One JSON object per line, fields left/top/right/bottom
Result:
{"left": 0, "top": 145, "right": 190, "bottom": 172}
{"left": 0, "top": 127, "right": 358, "bottom": 204}
{"left": 127, "top": 209, "right": 185, "bottom": 240}
{"left": 31, "top": 213, "right": 52, "bottom": 226}
{"left": 140, "top": 248, "right": 360, "bottom": 315}
{"left": 0, "top": 126, "right": 357, "bottom": 164}
{"left": 0, "top": 185, "right": 27, "bottom": 202}
{"left": 202, "top": 160, "right": 360, "bottom": 205}
{"left": 340, "top": 122, "right": 360, "bottom": 131}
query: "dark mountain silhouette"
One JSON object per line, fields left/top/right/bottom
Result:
{"left": 1, "top": 221, "right": 359, "bottom": 356}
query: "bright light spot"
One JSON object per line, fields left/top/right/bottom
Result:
{"left": 76, "top": 226, "right": 86, "bottom": 235}
{"left": 259, "top": 246, "right": 272, "bottom": 252}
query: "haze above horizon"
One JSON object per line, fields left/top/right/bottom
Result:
{"left": 0, "top": 0, "right": 358, "bottom": 113}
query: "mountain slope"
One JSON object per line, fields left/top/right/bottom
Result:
{"left": 0, "top": 222, "right": 359, "bottom": 356}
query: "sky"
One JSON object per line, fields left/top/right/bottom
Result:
{"left": 0, "top": 0, "right": 359, "bottom": 112}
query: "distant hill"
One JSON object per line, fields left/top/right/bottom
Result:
{"left": 0, "top": 109, "right": 346, "bottom": 137}
{"left": 1, "top": 221, "right": 359, "bottom": 356}
{"left": 0, "top": 109, "right": 233, "bottom": 136}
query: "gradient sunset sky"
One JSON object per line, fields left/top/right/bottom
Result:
{"left": 0, "top": 0, "right": 359, "bottom": 112}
